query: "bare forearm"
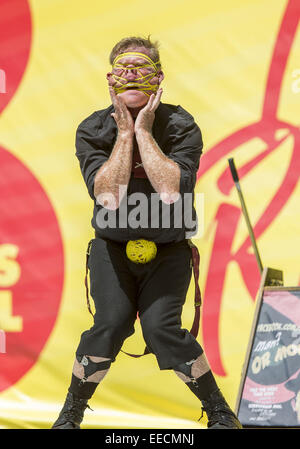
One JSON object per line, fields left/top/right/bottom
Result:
{"left": 135, "top": 129, "right": 180, "bottom": 203}
{"left": 94, "top": 132, "right": 133, "bottom": 209}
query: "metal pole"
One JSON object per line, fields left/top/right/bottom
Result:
{"left": 228, "top": 158, "right": 263, "bottom": 274}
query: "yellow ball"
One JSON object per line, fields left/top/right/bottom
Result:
{"left": 126, "top": 239, "right": 157, "bottom": 264}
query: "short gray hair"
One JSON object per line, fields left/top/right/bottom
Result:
{"left": 109, "top": 36, "right": 161, "bottom": 69}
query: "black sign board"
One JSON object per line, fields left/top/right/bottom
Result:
{"left": 235, "top": 267, "right": 300, "bottom": 427}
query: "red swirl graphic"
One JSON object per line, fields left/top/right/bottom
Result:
{"left": 197, "top": 0, "right": 300, "bottom": 375}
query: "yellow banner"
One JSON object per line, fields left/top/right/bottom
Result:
{"left": 0, "top": 0, "right": 299, "bottom": 429}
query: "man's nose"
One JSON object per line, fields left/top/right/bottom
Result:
{"left": 124, "top": 67, "right": 138, "bottom": 79}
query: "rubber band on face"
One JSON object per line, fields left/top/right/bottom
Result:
{"left": 111, "top": 52, "right": 161, "bottom": 96}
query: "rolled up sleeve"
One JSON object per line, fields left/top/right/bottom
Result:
{"left": 166, "top": 108, "right": 203, "bottom": 195}
{"left": 75, "top": 112, "right": 112, "bottom": 199}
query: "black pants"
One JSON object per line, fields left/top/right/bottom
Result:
{"left": 76, "top": 237, "right": 203, "bottom": 370}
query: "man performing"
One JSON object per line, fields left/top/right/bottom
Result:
{"left": 52, "top": 36, "right": 242, "bottom": 429}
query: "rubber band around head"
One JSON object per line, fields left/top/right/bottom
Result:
{"left": 111, "top": 52, "right": 161, "bottom": 96}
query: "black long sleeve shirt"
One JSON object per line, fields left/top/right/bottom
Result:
{"left": 75, "top": 102, "right": 203, "bottom": 244}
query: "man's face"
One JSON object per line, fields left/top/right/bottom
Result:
{"left": 107, "top": 47, "right": 164, "bottom": 109}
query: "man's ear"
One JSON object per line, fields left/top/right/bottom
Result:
{"left": 157, "top": 71, "right": 164, "bottom": 84}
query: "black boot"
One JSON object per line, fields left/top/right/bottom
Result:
{"left": 200, "top": 389, "right": 242, "bottom": 429}
{"left": 52, "top": 392, "right": 91, "bottom": 429}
